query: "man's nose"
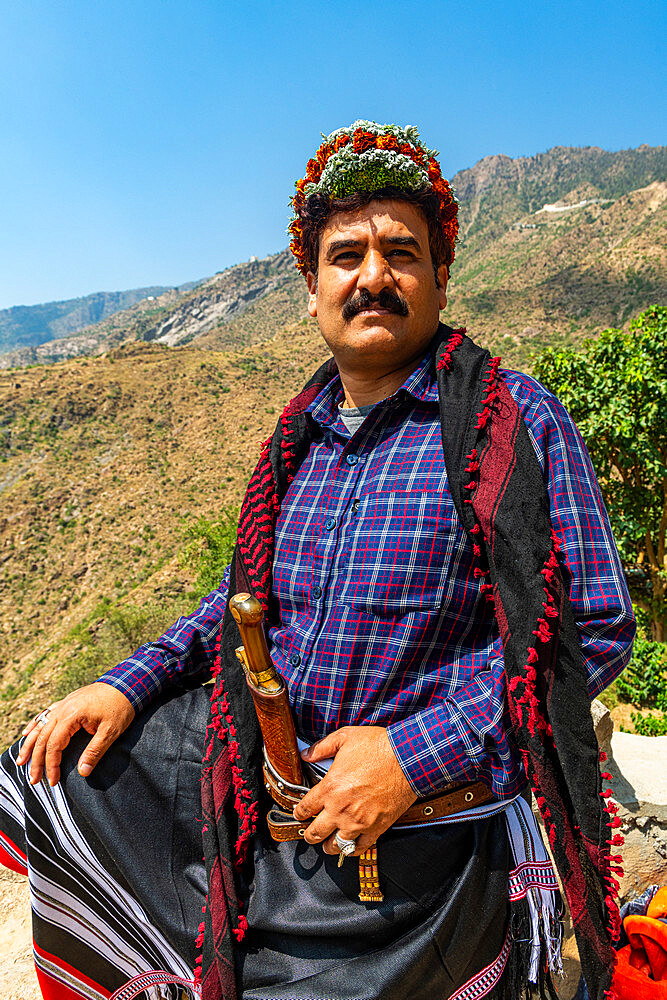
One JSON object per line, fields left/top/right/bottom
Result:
{"left": 357, "top": 248, "right": 393, "bottom": 295}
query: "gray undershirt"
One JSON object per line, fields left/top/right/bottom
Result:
{"left": 337, "top": 401, "right": 375, "bottom": 435}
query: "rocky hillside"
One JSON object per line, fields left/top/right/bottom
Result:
{"left": 0, "top": 253, "right": 297, "bottom": 369}
{"left": 2, "top": 144, "right": 665, "bottom": 371}
{"left": 0, "top": 285, "right": 179, "bottom": 355}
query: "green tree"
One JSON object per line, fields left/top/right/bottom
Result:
{"left": 533, "top": 305, "right": 667, "bottom": 639}
{"left": 616, "top": 627, "right": 667, "bottom": 708}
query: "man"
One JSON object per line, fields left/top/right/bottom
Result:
{"left": 2, "top": 122, "right": 634, "bottom": 1000}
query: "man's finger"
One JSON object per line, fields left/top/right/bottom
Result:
{"left": 21, "top": 703, "right": 58, "bottom": 738}
{"left": 321, "top": 829, "right": 378, "bottom": 857}
{"left": 301, "top": 810, "right": 338, "bottom": 847}
{"left": 77, "top": 726, "right": 117, "bottom": 778}
{"left": 320, "top": 828, "right": 358, "bottom": 856}
{"left": 29, "top": 719, "right": 59, "bottom": 784}
{"left": 293, "top": 783, "right": 325, "bottom": 821}
{"left": 44, "top": 720, "right": 80, "bottom": 787}
{"left": 16, "top": 726, "right": 43, "bottom": 766}
{"left": 21, "top": 719, "right": 38, "bottom": 738}
{"left": 351, "top": 832, "right": 378, "bottom": 856}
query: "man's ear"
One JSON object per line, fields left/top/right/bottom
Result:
{"left": 436, "top": 265, "right": 448, "bottom": 311}
{"left": 306, "top": 271, "right": 318, "bottom": 317}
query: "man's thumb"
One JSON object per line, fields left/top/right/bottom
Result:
{"left": 302, "top": 729, "right": 345, "bottom": 762}
{"left": 77, "top": 727, "right": 114, "bottom": 777}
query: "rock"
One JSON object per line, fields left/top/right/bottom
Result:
{"left": 591, "top": 698, "right": 613, "bottom": 751}
{"left": 608, "top": 732, "right": 667, "bottom": 898}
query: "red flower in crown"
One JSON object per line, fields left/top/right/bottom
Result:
{"left": 352, "top": 131, "right": 377, "bottom": 154}
{"left": 334, "top": 133, "right": 351, "bottom": 152}
{"left": 305, "top": 158, "right": 321, "bottom": 183}
{"left": 428, "top": 158, "right": 442, "bottom": 182}
{"left": 316, "top": 144, "right": 331, "bottom": 168}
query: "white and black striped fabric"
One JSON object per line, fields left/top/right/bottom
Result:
{"left": 0, "top": 686, "right": 209, "bottom": 1000}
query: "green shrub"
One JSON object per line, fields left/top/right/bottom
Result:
{"left": 0, "top": 656, "right": 44, "bottom": 702}
{"left": 533, "top": 306, "right": 667, "bottom": 638}
{"left": 631, "top": 711, "right": 667, "bottom": 737}
{"left": 55, "top": 508, "right": 239, "bottom": 698}
{"left": 180, "top": 508, "right": 238, "bottom": 595}
{"left": 56, "top": 600, "right": 185, "bottom": 697}
{"left": 616, "top": 630, "right": 667, "bottom": 709}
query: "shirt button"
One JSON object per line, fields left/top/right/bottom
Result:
{"left": 312, "top": 584, "right": 322, "bottom": 599}
{"left": 346, "top": 453, "right": 359, "bottom": 466}
{"left": 289, "top": 653, "right": 301, "bottom": 667}
{"left": 324, "top": 516, "right": 336, "bottom": 530}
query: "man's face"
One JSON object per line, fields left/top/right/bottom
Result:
{"left": 306, "top": 199, "right": 448, "bottom": 372}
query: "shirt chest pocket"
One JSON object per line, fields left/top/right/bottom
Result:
{"left": 338, "top": 491, "right": 465, "bottom": 616}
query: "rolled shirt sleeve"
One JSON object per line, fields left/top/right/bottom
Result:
{"left": 388, "top": 376, "right": 635, "bottom": 798}
{"left": 96, "top": 564, "right": 231, "bottom": 712}
{"left": 387, "top": 641, "right": 513, "bottom": 796}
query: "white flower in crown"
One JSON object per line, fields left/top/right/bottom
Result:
{"left": 306, "top": 146, "right": 430, "bottom": 200}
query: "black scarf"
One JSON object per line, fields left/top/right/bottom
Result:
{"left": 197, "top": 325, "right": 622, "bottom": 1000}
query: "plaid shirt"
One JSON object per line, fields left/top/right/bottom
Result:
{"left": 99, "top": 353, "right": 635, "bottom": 799}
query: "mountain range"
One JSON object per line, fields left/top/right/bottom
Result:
{"left": 0, "top": 285, "right": 193, "bottom": 355}
{"left": 2, "top": 143, "right": 665, "bottom": 371}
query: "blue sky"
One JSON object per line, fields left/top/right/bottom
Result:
{"left": 0, "top": 0, "right": 664, "bottom": 309}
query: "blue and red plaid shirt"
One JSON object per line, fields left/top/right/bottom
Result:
{"left": 98, "top": 353, "right": 635, "bottom": 800}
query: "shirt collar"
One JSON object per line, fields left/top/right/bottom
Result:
{"left": 306, "top": 349, "right": 438, "bottom": 429}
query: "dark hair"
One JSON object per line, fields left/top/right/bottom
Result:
{"left": 297, "top": 185, "right": 454, "bottom": 279}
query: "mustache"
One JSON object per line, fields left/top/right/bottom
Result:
{"left": 341, "top": 287, "right": 409, "bottom": 321}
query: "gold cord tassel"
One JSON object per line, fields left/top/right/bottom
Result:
{"left": 358, "top": 844, "right": 383, "bottom": 903}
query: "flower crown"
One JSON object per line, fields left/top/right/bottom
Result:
{"left": 288, "top": 120, "right": 459, "bottom": 276}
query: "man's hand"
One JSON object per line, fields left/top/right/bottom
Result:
{"left": 16, "top": 683, "right": 136, "bottom": 787}
{"left": 292, "top": 726, "right": 417, "bottom": 856}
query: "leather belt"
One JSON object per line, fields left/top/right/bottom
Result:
{"left": 263, "top": 749, "right": 495, "bottom": 842}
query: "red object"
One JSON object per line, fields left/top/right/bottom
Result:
{"left": 612, "top": 889, "right": 667, "bottom": 997}
{"left": 33, "top": 941, "right": 112, "bottom": 1000}
{"left": 0, "top": 829, "right": 28, "bottom": 875}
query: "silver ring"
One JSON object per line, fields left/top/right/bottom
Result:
{"left": 35, "top": 709, "right": 51, "bottom": 727}
{"left": 333, "top": 831, "right": 357, "bottom": 856}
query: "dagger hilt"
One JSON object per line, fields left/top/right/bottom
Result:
{"left": 229, "top": 592, "right": 304, "bottom": 787}
{"left": 229, "top": 593, "right": 282, "bottom": 691}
